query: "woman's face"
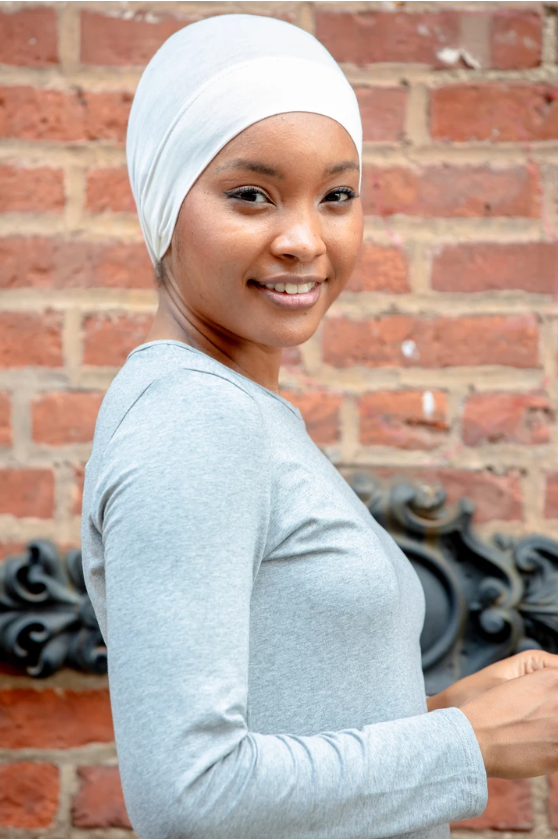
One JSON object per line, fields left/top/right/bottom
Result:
{"left": 164, "top": 111, "right": 363, "bottom": 351}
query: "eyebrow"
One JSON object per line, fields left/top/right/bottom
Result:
{"left": 214, "top": 158, "right": 359, "bottom": 179}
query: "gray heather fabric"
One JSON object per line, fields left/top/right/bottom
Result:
{"left": 81, "top": 339, "right": 488, "bottom": 839}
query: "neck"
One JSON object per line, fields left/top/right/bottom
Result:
{"left": 143, "top": 289, "right": 283, "bottom": 394}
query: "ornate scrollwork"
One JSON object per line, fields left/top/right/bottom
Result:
{"left": 0, "top": 539, "right": 106, "bottom": 677}
{"left": 1, "top": 476, "right": 558, "bottom": 681}
{"left": 346, "top": 473, "right": 557, "bottom": 694}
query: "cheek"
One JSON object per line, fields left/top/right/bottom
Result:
{"left": 326, "top": 210, "right": 364, "bottom": 278}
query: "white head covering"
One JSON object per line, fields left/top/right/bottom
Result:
{"left": 126, "top": 13, "right": 363, "bottom": 266}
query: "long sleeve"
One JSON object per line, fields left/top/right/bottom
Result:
{"left": 84, "top": 368, "right": 487, "bottom": 839}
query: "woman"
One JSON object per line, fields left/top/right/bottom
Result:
{"left": 81, "top": 13, "right": 558, "bottom": 839}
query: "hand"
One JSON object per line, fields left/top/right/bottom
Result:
{"left": 426, "top": 650, "right": 558, "bottom": 712}
{"left": 459, "top": 668, "right": 558, "bottom": 778}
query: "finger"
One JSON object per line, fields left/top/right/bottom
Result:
{"left": 517, "top": 650, "right": 558, "bottom": 673}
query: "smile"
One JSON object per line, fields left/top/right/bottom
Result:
{"left": 248, "top": 279, "right": 323, "bottom": 309}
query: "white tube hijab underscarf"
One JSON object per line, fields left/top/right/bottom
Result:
{"left": 126, "top": 13, "right": 363, "bottom": 267}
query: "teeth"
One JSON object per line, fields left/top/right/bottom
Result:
{"left": 261, "top": 282, "right": 317, "bottom": 294}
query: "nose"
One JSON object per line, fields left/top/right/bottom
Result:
{"left": 269, "top": 208, "right": 327, "bottom": 263}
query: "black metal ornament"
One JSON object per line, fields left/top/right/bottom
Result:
{"left": 1, "top": 476, "right": 557, "bottom": 683}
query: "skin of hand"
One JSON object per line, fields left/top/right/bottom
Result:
{"left": 426, "top": 649, "right": 558, "bottom": 713}
{"left": 143, "top": 112, "right": 363, "bottom": 394}
{"left": 427, "top": 651, "right": 558, "bottom": 778}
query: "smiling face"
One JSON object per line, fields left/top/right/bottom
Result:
{"left": 161, "top": 111, "right": 363, "bottom": 355}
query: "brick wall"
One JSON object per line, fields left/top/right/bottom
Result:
{"left": 1, "top": 0, "right": 558, "bottom": 836}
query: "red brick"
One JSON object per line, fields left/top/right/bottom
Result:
{"left": 463, "top": 392, "right": 552, "bottom": 446}
{"left": 86, "top": 168, "right": 135, "bottom": 213}
{"left": 83, "top": 313, "right": 153, "bottom": 366}
{"left": 453, "top": 778, "right": 532, "bottom": 830}
{"left": 0, "top": 763, "right": 59, "bottom": 828}
{"left": 372, "top": 467, "right": 523, "bottom": 523}
{"left": 0, "top": 8, "right": 58, "bottom": 67}
{"left": 0, "top": 689, "right": 113, "bottom": 748}
{"left": 359, "top": 390, "right": 448, "bottom": 450}
{"left": 32, "top": 391, "right": 104, "bottom": 446}
{"left": 431, "top": 84, "right": 558, "bottom": 143}
{"left": 0, "top": 392, "right": 11, "bottom": 447}
{"left": 0, "top": 237, "right": 153, "bottom": 290}
{"left": 492, "top": 12, "right": 541, "bottom": 70}
{"left": 280, "top": 346, "right": 301, "bottom": 367}
{"left": 548, "top": 772, "right": 558, "bottom": 826}
{"left": 278, "top": 389, "right": 342, "bottom": 444}
{"left": 72, "top": 464, "right": 85, "bottom": 516}
{"left": 0, "top": 541, "right": 26, "bottom": 562}
{"left": 545, "top": 473, "right": 558, "bottom": 519}
{"left": 432, "top": 243, "right": 558, "bottom": 294}
{"left": 354, "top": 87, "right": 407, "bottom": 143}
{"left": 323, "top": 316, "right": 539, "bottom": 369}
{"left": 81, "top": 10, "right": 192, "bottom": 66}
{"left": 361, "top": 165, "right": 539, "bottom": 218}
{"left": 316, "top": 11, "right": 460, "bottom": 67}
{"left": 73, "top": 766, "right": 131, "bottom": 828}
{"left": 346, "top": 245, "right": 409, "bottom": 294}
{"left": 0, "top": 312, "right": 63, "bottom": 368}
{"left": 0, "top": 166, "right": 64, "bottom": 213}
{"left": 0, "top": 468, "right": 54, "bottom": 518}
{"left": 0, "top": 86, "right": 132, "bottom": 143}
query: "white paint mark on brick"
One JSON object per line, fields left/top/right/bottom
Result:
{"left": 401, "top": 340, "right": 419, "bottom": 359}
{"left": 422, "top": 390, "right": 435, "bottom": 419}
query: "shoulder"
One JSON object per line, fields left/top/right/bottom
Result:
{"left": 104, "top": 365, "right": 269, "bottom": 465}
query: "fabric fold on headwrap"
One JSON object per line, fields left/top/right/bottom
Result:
{"left": 126, "top": 14, "right": 363, "bottom": 266}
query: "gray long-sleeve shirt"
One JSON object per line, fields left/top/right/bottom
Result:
{"left": 81, "top": 339, "right": 488, "bottom": 839}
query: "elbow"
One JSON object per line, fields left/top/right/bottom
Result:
{"left": 120, "top": 770, "right": 231, "bottom": 839}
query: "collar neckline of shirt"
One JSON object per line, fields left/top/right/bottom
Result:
{"left": 127, "top": 339, "right": 304, "bottom": 421}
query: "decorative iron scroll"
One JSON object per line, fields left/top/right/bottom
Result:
{"left": 1, "top": 476, "right": 557, "bottom": 685}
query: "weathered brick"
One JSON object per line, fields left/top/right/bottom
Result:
{"left": 86, "top": 168, "right": 135, "bottom": 213}
{"left": 431, "top": 84, "right": 558, "bottom": 142}
{"left": 81, "top": 10, "right": 192, "bottom": 66}
{"left": 545, "top": 473, "right": 558, "bottom": 519}
{"left": 359, "top": 390, "right": 448, "bottom": 450}
{"left": 0, "top": 237, "right": 153, "bottom": 290}
{"left": 280, "top": 346, "right": 301, "bottom": 367}
{"left": 72, "top": 464, "right": 85, "bottom": 517}
{"left": 32, "top": 391, "right": 104, "bottom": 446}
{"left": 323, "top": 316, "right": 538, "bottom": 369}
{"left": 548, "top": 772, "right": 558, "bottom": 826}
{"left": 0, "top": 86, "right": 132, "bottom": 143}
{"left": 0, "top": 166, "right": 65, "bottom": 213}
{"left": 0, "top": 8, "right": 58, "bottom": 67}
{"left": 0, "top": 392, "right": 11, "bottom": 448}
{"left": 278, "top": 389, "right": 342, "bottom": 444}
{"left": 361, "top": 165, "right": 539, "bottom": 218}
{"left": 82, "top": 313, "right": 154, "bottom": 366}
{"left": 0, "top": 312, "right": 63, "bottom": 368}
{"left": 346, "top": 244, "right": 409, "bottom": 293}
{"left": 373, "top": 467, "right": 522, "bottom": 523}
{"left": 316, "top": 11, "right": 460, "bottom": 67}
{"left": 453, "top": 778, "right": 532, "bottom": 830}
{"left": 492, "top": 12, "right": 542, "bottom": 70}
{"left": 354, "top": 87, "right": 407, "bottom": 142}
{"left": 432, "top": 242, "right": 558, "bottom": 294}
{"left": 463, "top": 392, "right": 553, "bottom": 446}
{"left": 73, "top": 766, "right": 131, "bottom": 828}
{"left": 0, "top": 541, "right": 26, "bottom": 562}
{"left": 0, "top": 763, "right": 59, "bottom": 828}
{"left": 0, "top": 689, "right": 113, "bottom": 748}
{"left": 0, "top": 468, "right": 54, "bottom": 519}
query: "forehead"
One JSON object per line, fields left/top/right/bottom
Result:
{"left": 208, "top": 112, "right": 359, "bottom": 173}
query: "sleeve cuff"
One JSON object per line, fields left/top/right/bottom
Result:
{"left": 438, "top": 706, "right": 488, "bottom": 819}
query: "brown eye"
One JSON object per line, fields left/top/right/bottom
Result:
{"left": 324, "top": 188, "right": 356, "bottom": 203}
{"left": 225, "top": 187, "right": 270, "bottom": 204}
